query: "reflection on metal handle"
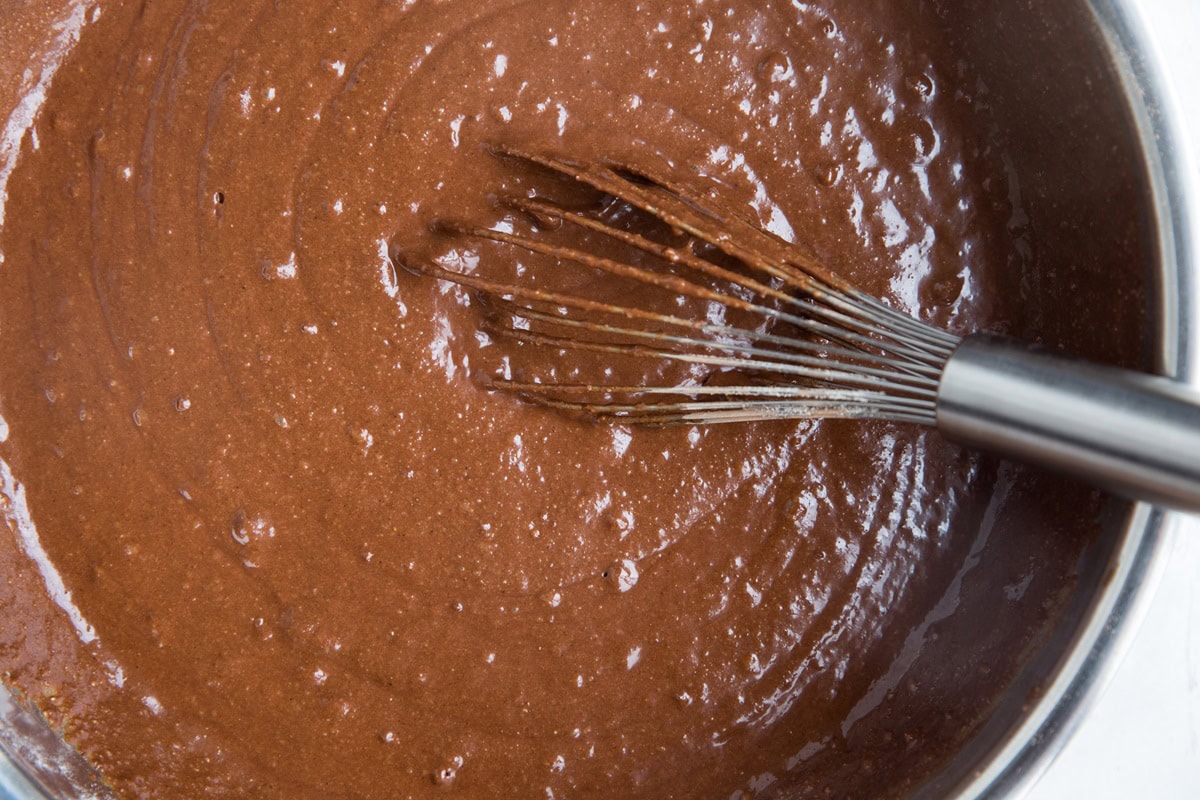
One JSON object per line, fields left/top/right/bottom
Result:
{"left": 936, "top": 334, "right": 1200, "bottom": 513}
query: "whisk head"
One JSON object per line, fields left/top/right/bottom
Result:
{"left": 408, "top": 145, "right": 962, "bottom": 426}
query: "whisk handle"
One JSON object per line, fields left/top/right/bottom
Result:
{"left": 936, "top": 334, "right": 1200, "bottom": 513}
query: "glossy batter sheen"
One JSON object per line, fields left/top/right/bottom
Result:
{"left": 0, "top": 1, "right": 1148, "bottom": 798}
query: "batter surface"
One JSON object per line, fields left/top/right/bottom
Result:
{"left": 0, "top": 1, "right": 1148, "bottom": 798}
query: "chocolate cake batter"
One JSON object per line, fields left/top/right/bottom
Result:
{"left": 0, "top": 1, "right": 1148, "bottom": 798}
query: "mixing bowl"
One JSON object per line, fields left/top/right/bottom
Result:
{"left": 0, "top": 0, "right": 1195, "bottom": 797}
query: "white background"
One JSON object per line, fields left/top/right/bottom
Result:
{"left": 1029, "top": 2, "right": 1200, "bottom": 797}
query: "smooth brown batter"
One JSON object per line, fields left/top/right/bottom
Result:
{"left": 0, "top": 1, "right": 1149, "bottom": 798}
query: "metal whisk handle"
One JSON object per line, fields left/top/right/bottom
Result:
{"left": 937, "top": 334, "right": 1200, "bottom": 512}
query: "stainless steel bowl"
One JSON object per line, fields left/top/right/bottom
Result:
{"left": 0, "top": 0, "right": 1195, "bottom": 797}
{"left": 914, "top": 1, "right": 1198, "bottom": 795}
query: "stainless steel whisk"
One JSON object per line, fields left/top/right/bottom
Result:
{"left": 413, "top": 146, "right": 1200, "bottom": 512}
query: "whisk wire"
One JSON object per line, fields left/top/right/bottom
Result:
{"left": 416, "top": 147, "right": 962, "bottom": 425}
{"left": 499, "top": 196, "right": 951, "bottom": 370}
{"left": 495, "top": 326, "right": 941, "bottom": 411}
{"left": 492, "top": 380, "right": 938, "bottom": 422}
{"left": 496, "top": 303, "right": 941, "bottom": 395}
{"left": 491, "top": 146, "right": 958, "bottom": 354}
{"left": 460, "top": 219, "right": 947, "bottom": 373}
{"left": 489, "top": 296, "right": 943, "bottom": 381}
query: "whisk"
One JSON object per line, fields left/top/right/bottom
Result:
{"left": 411, "top": 146, "right": 1200, "bottom": 513}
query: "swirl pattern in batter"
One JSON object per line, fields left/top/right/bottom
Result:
{"left": 0, "top": 1, "right": 1148, "bottom": 798}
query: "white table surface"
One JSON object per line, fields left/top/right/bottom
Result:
{"left": 1028, "top": 2, "right": 1200, "bottom": 797}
